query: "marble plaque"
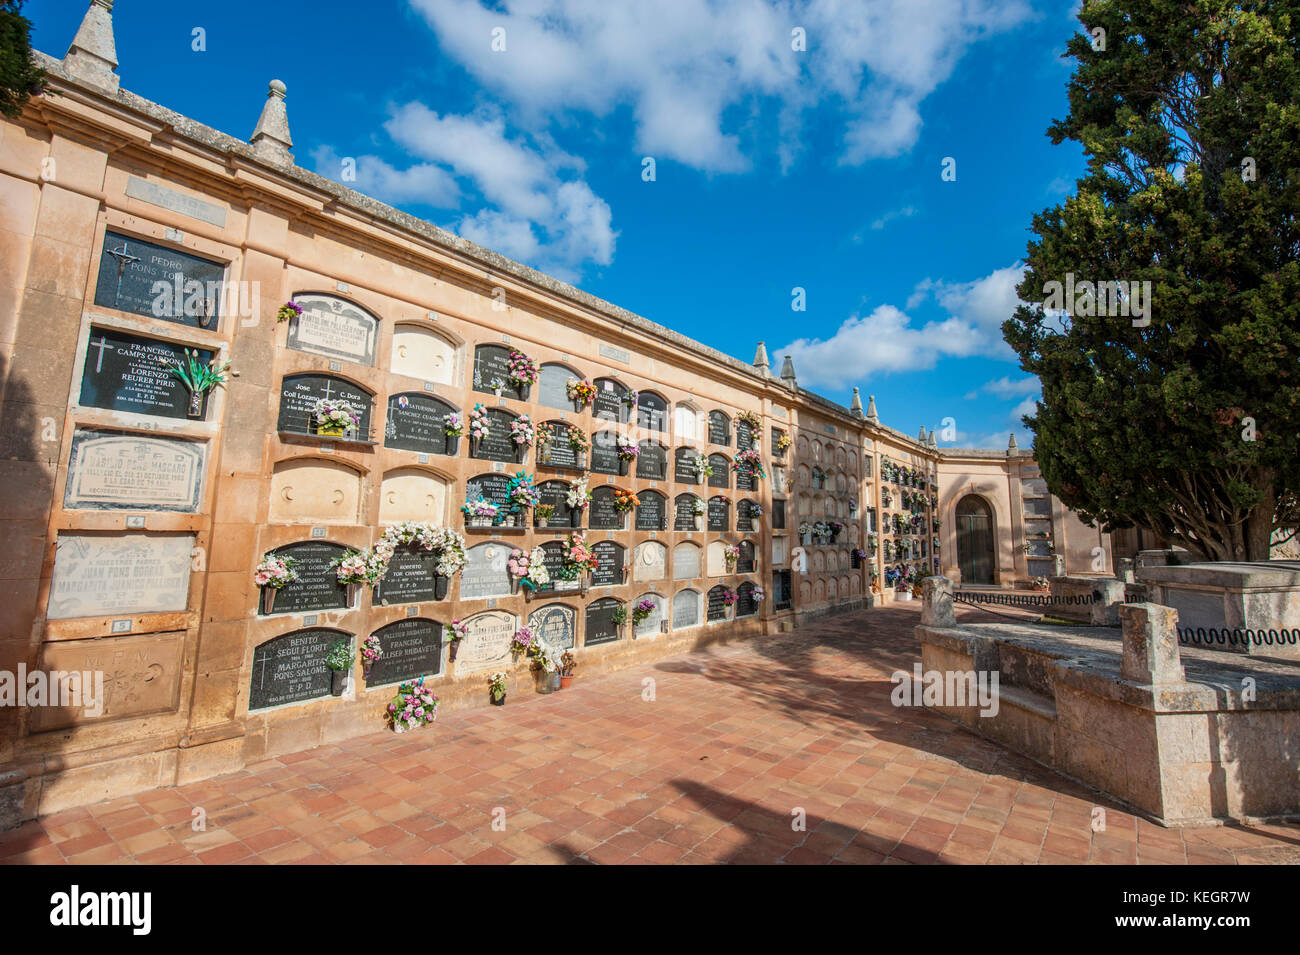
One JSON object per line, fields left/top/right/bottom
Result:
{"left": 249, "top": 628, "right": 339, "bottom": 709}
{"left": 636, "top": 491, "right": 666, "bottom": 531}
{"left": 708, "top": 411, "right": 730, "bottom": 446}
{"left": 529, "top": 603, "right": 577, "bottom": 650}
{"left": 80, "top": 328, "right": 212, "bottom": 420}
{"left": 708, "top": 497, "right": 730, "bottom": 532}
{"left": 591, "top": 541, "right": 624, "bottom": 587}
{"left": 708, "top": 454, "right": 730, "bottom": 488}
{"left": 537, "top": 365, "right": 574, "bottom": 410}
{"left": 634, "top": 594, "right": 664, "bottom": 637}
{"left": 94, "top": 230, "right": 226, "bottom": 326}
{"left": 64, "top": 428, "right": 205, "bottom": 512}
{"left": 590, "top": 431, "right": 621, "bottom": 474}
{"left": 265, "top": 541, "right": 348, "bottom": 614}
{"left": 278, "top": 373, "right": 373, "bottom": 436}
{"left": 466, "top": 473, "right": 513, "bottom": 511}
{"left": 1160, "top": 587, "right": 1227, "bottom": 632}
{"left": 455, "top": 610, "right": 516, "bottom": 673}
{"left": 585, "top": 598, "right": 621, "bottom": 646}
{"left": 385, "top": 393, "right": 455, "bottom": 455}
{"left": 124, "top": 177, "right": 227, "bottom": 227}
{"left": 48, "top": 533, "right": 193, "bottom": 620}
{"left": 534, "top": 480, "right": 574, "bottom": 527}
{"left": 636, "top": 394, "right": 668, "bottom": 434}
{"left": 472, "top": 344, "right": 524, "bottom": 400}
{"left": 588, "top": 486, "right": 621, "bottom": 530}
{"left": 539, "top": 422, "right": 581, "bottom": 469}
{"left": 286, "top": 294, "right": 379, "bottom": 366}
{"left": 461, "top": 543, "right": 512, "bottom": 599}
{"left": 30, "top": 630, "right": 185, "bottom": 730}
{"left": 531, "top": 541, "right": 569, "bottom": 595}
{"left": 672, "top": 590, "right": 701, "bottom": 629}
{"left": 673, "top": 495, "right": 699, "bottom": 532}
{"left": 365, "top": 618, "right": 443, "bottom": 687}
{"left": 633, "top": 541, "right": 667, "bottom": 582}
{"left": 673, "top": 543, "right": 701, "bottom": 580}
{"left": 674, "top": 448, "right": 701, "bottom": 485}
{"left": 707, "top": 586, "right": 729, "bottom": 622}
{"left": 636, "top": 443, "right": 667, "bottom": 481}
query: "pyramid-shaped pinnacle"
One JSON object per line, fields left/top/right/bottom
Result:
{"left": 865, "top": 394, "right": 879, "bottom": 424}
{"left": 64, "top": 0, "right": 119, "bottom": 93}
{"left": 779, "top": 355, "right": 796, "bottom": 387}
{"left": 251, "top": 79, "right": 294, "bottom": 165}
{"left": 1008, "top": 433, "right": 1019, "bottom": 451}
{"left": 850, "top": 387, "right": 863, "bottom": 416}
{"left": 753, "top": 341, "right": 769, "bottom": 372}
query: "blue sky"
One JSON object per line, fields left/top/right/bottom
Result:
{"left": 30, "top": 0, "right": 1088, "bottom": 448}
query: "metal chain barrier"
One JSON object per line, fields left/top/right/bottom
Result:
{"left": 1177, "top": 627, "right": 1300, "bottom": 648}
{"left": 952, "top": 590, "right": 1100, "bottom": 608}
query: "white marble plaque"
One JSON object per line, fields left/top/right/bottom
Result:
{"left": 286, "top": 294, "right": 379, "bottom": 365}
{"left": 456, "top": 610, "right": 517, "bottom": 673}
{"left": 528, "top": 603, "right": 576, "bottom": 650}
{"left": 634, "top": 593, "right": 665, "bottom": 637}
{"left": 64, "top": 429, "right": 206, "bottom": 512}
{"left": 461, "top": 542, "right": 512, "bottom": 599}
{"left": 672, "top": 590, "right": 701, "bottom": 629}
{"left": 633, "top": 541, "right": 667, "bottom": 582}
{"left": 672, "top": 542, "right": 701, "bottom": 580}
{"left": 48, "top": 533, "right": 194, "bottom": 619}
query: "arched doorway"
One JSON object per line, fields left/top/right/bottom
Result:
{"left": 956, "top": 495, "right": 995, "bottom": 584}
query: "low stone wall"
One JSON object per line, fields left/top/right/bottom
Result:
{"left": 916, "top": 577, "right": 1300, "bottom": 826}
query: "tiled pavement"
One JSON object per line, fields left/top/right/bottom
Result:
{"left": 4, "top": 602, "right": 1300, "bottom": 865}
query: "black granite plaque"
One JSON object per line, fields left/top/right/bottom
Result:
{"left": 674, "top": 448, "right": 701, "bottom": 485}
{"left": 590, "top": 431, "right": 621, "bottom": 475}
{"left": 673, "top": 494, "right": 699, "bottom": 531}
{"left": 266, "top": 542, "right": 348, "bottom": 614}
{"left": 736, "top": 468, "right": 756, "bottom": 492}
{"left": 472, "top": 344, "right": 523, "bottom": 400}
{"left": 365, "top": 618, "right": 443, "bottom": 686}
{"left": 385, "top": 393, "right": 455, "bottom": 455}
{"left": 536, "top": 480, "right": 573, "bottom": 525}
{"left": 591, "top": 541, "right": 623, "bottom": 587}
{"left": 706, "top": 586, "right": 729, "bottom": 622}
{"left": 636, "top": 491, "right": 666, "bottom": 531}
{"left": 636, "top": 392, "right": 668, "bottom": 433}
{"left": 80, "top": 328, "right": 213, "bottom": 420}
{"left": 773, "top": 499, "right": 787, "bottom": 530}
{"left": 707, "top": 497, "right": 729, "bottom": 532}
{"left": 636, "top": 442, "right": 667, "bottom": 481}
{"left": 737, "top": 420, "right": 754, "bottom": 451}
{"left": 532, "top": 541, "right": 569, "bottom": 595}
{"left": 708, "top": 454, "right": 730, "bottom": 488}
{"left": 537, "top": 364, "right": 575, "bottom": 410}
{"left": 539, "top": 422, "right": 578, "bottom": 468}
{"left": 736, "top": 582, "right": 758, "bottom": 617}
{"left": 708, "top": 411, "right": 731, "bottom": 446}
{"left": 278, "top": 374, "right": 373, "bottom": 436}
{"left": 249, "top": 628, "right": 339, "bottom": 709}
{"left": 592, "top": 378, "right": 628, "bottom": 423}
{"left": 94, "top": 231, "right": 226, "bottom": 328}
{"left": 466, "top": 473, "right": 512, "bottom": 510}
{"left": 588, "top": 486, "right": 622, "bottom": 530}
{"left": 374, "top": 547, "right": 437, "bottom": 605}
{"left": 737, "top": 499, "right": 755, "bottom": 531}
{"left": 471, "top": 408, "right": 520, "bottom": 463}
{"left": 585, "top": 597, "right": 622, "bottom": 645}
{"left": 737, "top": 541, "right": 756, "bottom": 574}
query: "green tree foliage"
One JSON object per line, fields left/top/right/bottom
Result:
{"left": 0, "top": 0, "right": 43, "bottom": 118}
{"left": 1003, "top": 0, "right": 1300, "bottom": 561}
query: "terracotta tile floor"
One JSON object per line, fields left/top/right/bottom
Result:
{"left": 5, "top": 602, "right": 1300, "bottom": 865}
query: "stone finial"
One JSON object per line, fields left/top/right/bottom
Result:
{"left": 753, "top": 341, "right": 769, "bottom": 373}
{"left": 928, "top": 430, "right": 938, "bottom": 449}
{"left": 251, "top": 79, "right": 294, "bottom": 165}
{"left": 865, "top": 394, "right": 879, "bottom": 424}
{"left": 1119, "top": 603, "right": 1185, "bottom": 685}
{"left": 64, "top": 0, "right": 119, "bottom": 94}
{"left": 850, "top": 387, "right": 863, "bottom": 417}
{"left": 921, "top": 575, "right": 956, "bottom": 627}
{"left": 918, "top": 426, "right": 928, "bottom": 444}
{"left": 1008, "top": 433, "right": 1019, "bottom": 451}
{"left": 779, "top": 355, "right": 796, "bottom": 388}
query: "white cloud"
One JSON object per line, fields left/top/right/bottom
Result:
{"left": 773, "top": 262, "right": 1029, "bottom": 392}
{"left": 977, "top": 375, "right": 1040, "bottom": 399}
{"left": 316, "top": 107, "right": 617, "bottom": 283}
{"left": 870, "top": 205, "right": 918, "bottom": 231}
{"left": 407, "top": 0, "right": 1034, "bottom": 171}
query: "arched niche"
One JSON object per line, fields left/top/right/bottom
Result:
{"left": 384, "top": 392, "right": 459, "bottom": 456}
{"left": 250, "top": 627, "right": 351, "bottom": 710}
{"left": 286, "top": 293, "right": 379, "bottom": 367}
{"left": 707, "top": 495, "right": 730, "bottom": 532}
{"left": 636, "top": 440, "right": 667, "bottom": 481}
{"left": 538, "top": 362, "right": 583, "bottom": 411}
{"left": 391, "top": 322, "right": 458, "bottom": 385}
{"left": 636, "top": 489, "right": 667, "bottom": 531}
{"left": 736, "top": 580, "right": 759, "bottom": 618}
{"left": 459, "top": 542, "right": 513, "bottom": 600}
{"left": 636, "top": 391, "right": 668, "bottom": 433}
{"left": 737, "top": 540, "right": 757, "bottom": 574}
{"left": 707, "top": 410, "right": 731, "bottom": 446}
{"left": 674, "top": 403, "right": 702, "bottom": 442}
{"left": 592, "top": 377, "right": 631, "bottom": 424}
{"left": 706, "top": 540, "right": 729, "bottom": 577}
{"left": 633, "top": 592, "right": 665, "bottom": 637}
{"left": 632, "top": 540, "right": 668, "bottom": 582}
{"left": 278, "top": 373, "right": 374, "bottom": 438}
{"left": 672, "top": 541, "right": 701, "bottom": 580}
{"left": 671, "top": 589, "right": 702, "bottom": 630}
{"left": 270, "top": 457, "right": 363, "bottom": 524}
{"left": 528, "top": 602, "right": 578, "bottom": 650}
{"left": 379, "top": 467, "right": 451, "bottom": 523}
{"left": 455, "top": 609, "right": 518, "bottom": 673}
{"left": 707, "top": 453, "right": 730, "bottom": 488}
{"left": 585, "top": 596, "right": 623, "bottom": 646}
{"left": 472, "top": 343, "right": 528, "bottom": 401}
{"left": 673, "top": 493, "right": 702, "bottom": 531}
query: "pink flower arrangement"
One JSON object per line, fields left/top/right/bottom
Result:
{"left": 507, "top": 548, "right": 531, "bottom": 579}
{"left": 506, "top": 350, "right": 539, "bottom": 388}
{"left": 721, "top": 587, "right": 739, "bottom": 606}
{"left": 616, "top": 440, "right": 640, "bottom": 461}
{"left": 253, "top": 552, "right": 298, "bottom": 589}
{"left": 510, "top": 626, "right": 535, "bottom": 654}
{"left": 387, "top": 677, "right": 438, "bottom": 731}
{"left": 510, "top": 414, "right": 535, "bottom": 446}
{"left": 469, "top": 404, "right": 491, "bottom": 440}
{"left": 361, "top": 634, "right": 383, "bottom": 664}
{"left": 449, "top": 619, "right": 469, "bottom": 642}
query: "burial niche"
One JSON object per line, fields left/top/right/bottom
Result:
{"left": 379, "top": 467, "right": 451, "bottom": 523}
{"left": 269, "top": 458, "right": 362, "bottom": 524}
{"left": 391, "top": 323, "right": 457, "bottom": 384}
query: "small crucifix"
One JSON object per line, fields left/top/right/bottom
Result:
{"left": 104, "top": 244, "right": 141, "bottom": 306}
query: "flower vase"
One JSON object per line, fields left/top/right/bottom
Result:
{"left": 534, "top": 669, "right": 554, "bottom": 694}
{"left": 537, "top": 517, "right": 549, "bottom": 528}
{"left": 693, "top": 516, "right": 703, "bottom": 532}
{"left": 345, "top": 582, "right": 359, "bottom": 607}
{"left": 362, "top": 663, "right": 372, "bottom": 682}
{"left": 260, "top": 587, "right": 276, "bottom": 615}
{"left": 470, "top": 516, "right": 490, "bottom": 528}
{"left": 618, "top": 458, "right": 629, "bottom": 476}
{"left": 571, "top": 509, "right": 583, "bottom": 529}
{"left": 434, "top": 575, "right": 449, "bottom": 600}
{"left": 446, "top": 435, "right": 461, "bottom": 456}
{"left": 186, "top": 388, "right": 204, "bottom": 419}
{"left": 319, "top": 424, "right": 345, "bottom": 437}
{"left": 330, "top": 670, "right": 347, "bottom": 697}
{"left": 471, "top": 437, "right": 481, "bottom": 457}
{"left": 449, "top": 641, "right": 460, "bottom": 662}
{"left": 540, "top": 446, "right": 552, "bottom": 466}
{"left": 576, "top": 451, "right": 588, "bottom": 469}
{"left": 392, "top": 722, "right": 407, "bottom": 734}
{"left": 518, "top": 384, "right": 531, "bottom": 402}
{"left": 491, "top": 691, "right": 506, "bottom": 706}
{"left": 516, "top": 446, "right": 529, "bottom": 465}
{"left": 510, "top": 577, "right": 521, "bottom": 595}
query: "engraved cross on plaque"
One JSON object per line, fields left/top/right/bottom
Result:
{"left": 89, "top": 335, "right": 113, "bottom": 373}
